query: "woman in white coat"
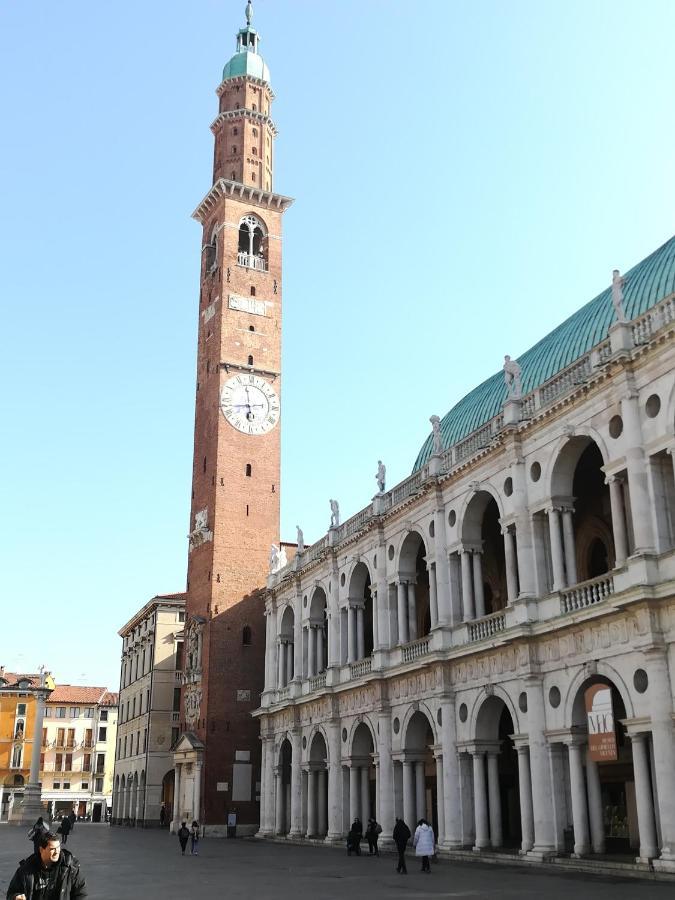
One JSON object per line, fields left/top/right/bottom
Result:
{"left": 413, "top": 818, "right": 435, "bottom": 873}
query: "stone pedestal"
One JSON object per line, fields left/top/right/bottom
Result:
{"left": 502, "top": 397, "right": 522, "bottom": 426}
{"left": 9, "top": 784, "right": 44, "bottom": 826}
{"left": 609, "top": 320, "right": 634, "bottom": 355}
{"left": 427, "top": 454, "right": 442, "bottom": 477}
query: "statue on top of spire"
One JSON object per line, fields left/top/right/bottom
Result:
{"left": 245, "top": 1, "right": 253, "bottom": 27}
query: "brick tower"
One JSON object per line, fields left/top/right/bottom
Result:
{"left": 172, "top": 2, "right": 292, "bottom": 834}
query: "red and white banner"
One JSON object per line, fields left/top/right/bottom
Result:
{"left": 585, "top": 684, "right": 618, "bottom": 761}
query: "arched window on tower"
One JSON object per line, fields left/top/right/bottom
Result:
{"left": 204, "top": 227, "right": 218, "bottom": 274}
{"left": 237, "top": 214, "right": 267, "bottom": 271}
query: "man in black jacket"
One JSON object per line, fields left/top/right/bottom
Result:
{"left": 393, "top": 817, "right": 411, "bottom": 874}
{"left": 6, "top": 830, "right": 87, "bottom": 899}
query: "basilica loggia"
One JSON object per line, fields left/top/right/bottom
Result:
{"left": 255, "top": 234, "right": 675, "bottom": 872}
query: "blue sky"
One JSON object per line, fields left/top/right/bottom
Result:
{"left": 1, "top": 0, "right": 674, "bottom": 689}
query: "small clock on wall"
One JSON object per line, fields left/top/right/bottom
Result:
{"left": 220, "top": 373, "right": 280, "bottom": 435}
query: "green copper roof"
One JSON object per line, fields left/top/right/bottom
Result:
{"left": 222, "top": 45, "right": 270, "bottom": 84}
{"left": 412, "top": 234, "right": 675, "bottom": 472}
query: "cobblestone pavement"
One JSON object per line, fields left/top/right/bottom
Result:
{"left": 1, "top": 825, "right": 672, "bottom": 899}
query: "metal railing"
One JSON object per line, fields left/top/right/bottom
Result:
{"left": 402, "top": 636, "right": 431, "bottom": 663}
{"left": 560, "top": 573, "right": 614, "bottom": 614}
{"left": 468, "top": 611, "right": 506, "bottom": 642}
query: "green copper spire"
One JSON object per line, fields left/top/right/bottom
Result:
{"left": 221, "top": 1, "right": 270, "bottom": 84}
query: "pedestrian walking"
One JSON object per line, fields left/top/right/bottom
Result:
{"left": 190, "top": 820, "right": 200, "bottom": 855}
{"left": 159, "top": 805, "right": 166, "bottom": 828}
{"left": 365, "top": 817, "right": 382, "bottom": 855}
{"left": 68, "top": 810, "right": 76, "bottom": 832}
{"left": 413, "top": 818, "right": 435, "bottom": 873}
{"left": 27, "top": 816, "right": 48, "bottom": 858}
{"left": 177, "top": 822, "right": 190, "bottom": 856}
{"left": 57, "top": 815, "right": 72, "bottom": 845}
{"left": 346, "top": 817, "right": 362, "bottom": 856}
{"left": 6, "top": 829, "right": 87, "bottom": 899}
{"left": 393, "top": 817, "right": 411, "bottom": 874}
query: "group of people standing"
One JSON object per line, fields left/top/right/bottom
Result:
{"left": 347, "top": 816, "right": 436, "bottom": 873}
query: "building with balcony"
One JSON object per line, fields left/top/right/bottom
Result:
{"left": 256, "top": 235, "right": 675, "bottom": 874}
{"left": 112, "top": 593, "right": 185, "bottom": 826}
{"left": 41, "top": 685, "right": 118, "bottom": 821}
{"left": 0, "top": 668, "right": 55, "bottom": 821}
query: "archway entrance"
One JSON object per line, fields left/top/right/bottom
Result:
{"left": 474, "top": 696, "right": 520, "bottom": 849}
{"left": 276, "top": 738, "right": 292, "bottom": 835}
{"left": 349, "top": 723, "right": 375, "bottom": 829}
{"left": 161, "top": 770, "right": 175, "bottom": 823}
{"left": 397, "top": 533, "right": 431, "bottom": 643}
{"left": 306, "top": 732, "right": 328, "bottom": 838}
{"left": 402, "top": 711, "right": 437, "bottom": 837}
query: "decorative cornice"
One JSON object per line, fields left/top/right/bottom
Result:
{"left": 216, "top": 75, "right": 275, "bottom": 101}
{"left": 210, "top": 107, "right": 278, "bottom": 136}
{"left": 192, "top": 178, "right": 294, "bottom": 222}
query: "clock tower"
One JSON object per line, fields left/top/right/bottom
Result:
{"left": 173, "top": 2, "right": 292, "bottom": 833}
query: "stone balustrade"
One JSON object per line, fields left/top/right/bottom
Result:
{"left": 349, "top": 658, "right": 372, "bottom": 679}
{"left": 308, "top": 673, "right": 326, "bottom": 692}
{"left": 402, "top": 636, "right": 431, "bottom": 663}
{"left": 468, "top": 610, "right": 506, "bottom": 642}
{"left": 560, "top": 573, "right": 614, "bottom": 614}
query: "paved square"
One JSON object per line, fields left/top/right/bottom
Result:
{"left": 1, "top": 825, "right": 672, "bottom": 899}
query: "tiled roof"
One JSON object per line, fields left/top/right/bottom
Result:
{"left": 100, "top": 691, "right": 119, "bottom": 707}
{"left": 0, "top": 672, "right": 42, "bottom": 687}
{"left": 48, "top": 685, "right": 108, "bottom": 704}
{"left": 154, "top": 592, "right": 187, "bottom": 601}
{"left": 413, "top": 234, "right": 675, "bottom": 471}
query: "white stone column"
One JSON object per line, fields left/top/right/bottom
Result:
{"left": 356, "top": 607, "right": 365, "bottom": 660}
{"left": 461, "top": 550, "right": 475, "bottom": 620}
{"left": 286, "top": 641, "right": 294, "bottom": 684}
{"left": 397, "top": 582, "right": 409, "bottom": 644}
{"left": 472, "top": 752, "right": 490, "bottom": 850}
{"left": 326, "top": 722, "right": 343, "bottom": 841}
{"left": 566, "top": 741, "right": 590, "bottom": 856}
{"left": 306, "top": 767, "right": 316, "bottom": 837}
{"left": 621, "top": 391, "right": 655, "bottom": 552}
{"left": 429, "top": 564, "right": 439, "bottom": 628}
{"left": 347, "top": 606, "right": 356, "bottom": 663}
{"left": 631, "top": 733, "right": 658, "bottom": 860}
{"left": 371, "top": 590, "right": 379, "bottom": 650}
{"left": 316, "top": 627, "right": 325, "bottom": 673}
{"left": 502, "top": 526, "right": 518, "bottom": 603}
{"left": 585, "top": 752, "right": 605, "bottom": 853}
{"left": 606, "top": 476, "right": 628, "bottom": 565}
{"left": 547, "top": 508, "right": 566, "bottom": 591}
{"left": 440, "top": 697, "right": 462, "bottom": 848}
{"left": 525, "top": 677, "right": 555, "bottom": 855}
{"left": 645, "top": 649, "right": 675, "bottom": 864}
{"left": 192, "top": 761, "right": 202, "bottom": 822}
{"left": 264, "top": 611, "right": 273, "bottom": 691}
{"left": 349, "top": 765, "right": 360, "bottom": 825}
{"left": 472, "top": 551, "right": 485, "bottom": 618}
{"left": 293, "top": 603, "right": 302, "bottom": 680}
{"left": 415, "top": 760, "right": 426, "bottom": 822}
{"left": 407, "top": 582, "right": 418, "bottom": 642}
{"left": 317, "top": 768, "right": 328, "bottom": 835}
{"left": 260, "top": 739, "right": 273, "bottom": 834}
{"left": 434, "top": 502, "right": 452, "bottom": 625}
{"left": 275, "top": 767, "right": 284, "bottom": 834}
{"left": 434, "top": 753, "right": 445, "bottom": 844}
{"left": 402, "top": 761, "right": 415, "bottom": 829}
{"left": 376, "top": 710, "right": 394, "bottom": 842}
{"left": 290, "top": 732, "right": 303, "bottom": 836}
{"left": 277, "top": 640, "right": 285, "bottom": 688}
{"left": 516, "top": 746, "right": 534, "bottom": 852}
{"left": 171, "top": 763, "right": 182, "bottom": 831}
{"left": 307, "top": 626, "right": 316, "bottom": 678}
{"left": 360, "top": 766, "right": 370, "bottom": 822}
{"left": 487, "top": 751, "right": 502, "bottom": 848}
{"left": 561, "top": 508, "right": 578, "bottom": 586}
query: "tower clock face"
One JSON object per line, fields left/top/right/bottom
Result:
{"left": 220, "top": 373, "right": 280, "bottom": 435}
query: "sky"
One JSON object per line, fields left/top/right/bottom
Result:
{"left": 1, "top": 0, "right": 675, "bottom": 690}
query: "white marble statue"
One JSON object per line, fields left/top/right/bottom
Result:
{"left": 296, "top": 525, "right": 304, "bottom": 553}
{"left": 612, "top": 269, "right": 626, "bottom": 322}
{"left": 375, "top": 460, "right": 386, "bottom": 493}
{"left": 430, "top": 415, "right": 443, "bottom": 455}
{"left": 269, "top": 543, "right": 280, "bottom": 573}
{"left": 330, "top": 499, "right": 340, "bottom": 528}
{"left": 503, "top": 355, "right": 523, "bottom": 399}
{"left": 189, "top": 508, "right": 213, "bottom": 550}
{"left": 278, "top": 546, "right": 288, "bottom": 568}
